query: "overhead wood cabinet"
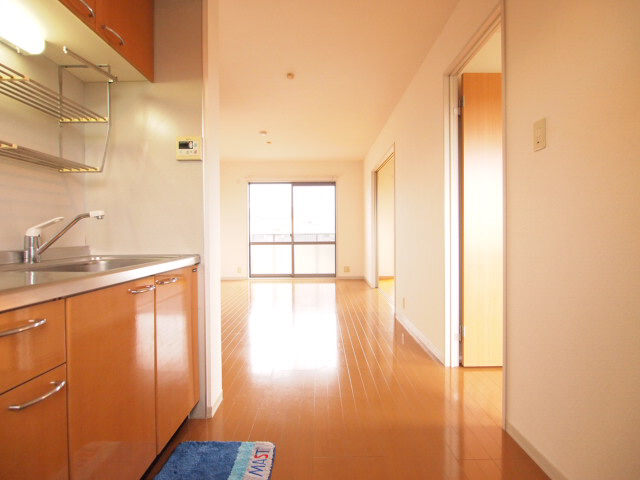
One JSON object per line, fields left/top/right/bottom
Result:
{"left": 59, "top": 0, "right": 154, "bottom": 81}
{"left": 155, "top": 265, "right": 200, "bottom": 453}
{"left": 66, "top": 277, "right": 157, "bottom": 480}
{"left": 59, "top": 0, "right": 96, "bottom": 29}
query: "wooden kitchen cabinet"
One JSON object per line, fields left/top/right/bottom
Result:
{"left": 59, "top": 0, "right": 154, "bottom": 81}
{"left": 0, "top": 298, "right": 68, "bottom": 480}
{"left": 154, "top": 265, "right": 199, "bottom": 453}
{"left": 66, "top": 277, "right": 156, "bottom": 480}
{"left": 0, "top": 365, "right": 69, "bottom": 480}
{"left": 59, "top": 0, "right": 97, "bottom": 29}
{"left": 95, "top": 0, "right": 154, "bottom": 81}
{"left": 0, "top": 299, "right": 65, "bottom": 394}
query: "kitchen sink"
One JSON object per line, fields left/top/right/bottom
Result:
{"left": 0, "top": 255, "right": 176, "bottom": 273}
{"left": 32, "top": 258, "right": 162, "bottom": 273}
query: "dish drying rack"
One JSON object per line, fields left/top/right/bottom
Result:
{"left": 0, "top": 47, "right": 115, "bottom": 173}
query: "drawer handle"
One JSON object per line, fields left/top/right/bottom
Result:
{"left": 101, "top": 25, "right": 126, "bottom": 46}
{"left": 8, "top": 381, "right": 66, "bottom": 411}
{"left": 128, "top": 285, "right": 156, "bottom": 294}
{"left": 77, "top": 0, "right": 95, "bottom": 17}
{"left": 156, "top": 277, "right": 178, "bottom": 285}
{"left": 192, "top": 267, "right": 198, "bottom": 273}
{"left": 0, "top": 318, "right": 47, "bottom": 338}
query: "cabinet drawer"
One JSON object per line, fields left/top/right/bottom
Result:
{"left": 0, "top": 364, "right": 69, "bottom": 480}
{"left": 0, "top": 300, "right": 65, "bottom": 394}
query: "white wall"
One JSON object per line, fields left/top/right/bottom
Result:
{"left": 202, "top": 0, "right": 224, "bottom": 416}
{"left": 0, "top": 47, "right": 86, "bottom": 251}
{"left": 220, "top": 160, "right": 364, "bottom": 279}
{"left": 504, "top": 1, "right": 640, "bottom": 478}
{"left": 376, "top": 156, "right": 395, "bottom": 278}
{"left": 85, "top": 0, "right": 203, "bottom": 257}
{"left": 363, "top": 0, "right": 500, "bottom": 362}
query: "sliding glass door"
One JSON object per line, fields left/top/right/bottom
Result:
{"left": 249, "top": 183, "right": 336, "bottom": 277}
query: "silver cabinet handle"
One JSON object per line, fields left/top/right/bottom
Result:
{"left": 156, "top": 277, "right": 178, "bottom": 285}
{"left": 192, "top": 267, "right": 198, "bottom": 273}
{"left": 8, "top": 381, "right": 66, "bottom": 411}
{"left": 101, "top": 25, "right": 126, "bottom": 46}
{"left": 0, "top": 318, "right": 47, "bottom": 338}
{"left": 78, "top": 0, "right": 95, "bottom": 17}
{"left": 128, "top": 285, "right": 156, "bottom": 294}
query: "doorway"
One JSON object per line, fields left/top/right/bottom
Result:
{"left": 446, "top": 21, "right": 503, "bottom": 368}
{"left": 248, "top": 182, "right": 336, "bottom": 277}
{"left": 375, "top": 152, "right": 395, "bottom": 302}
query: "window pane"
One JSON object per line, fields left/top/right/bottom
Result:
{"left": 294, "top": 245, "right": 335, "bottom": 275}
{"left": 249, "top": 184, "right": 292, "bottom": 242}
{"left": 251, "top": 245, "right": 292, "bottom": 275}
{"left": 293, "top": 185, "right": 335, "bottom": 242}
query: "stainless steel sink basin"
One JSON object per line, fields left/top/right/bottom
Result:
{"left": 0, "top": 255, "right": 176, "bottom": 273}
{"left": 32, "top": 258, "right": 159, "bottom": 273}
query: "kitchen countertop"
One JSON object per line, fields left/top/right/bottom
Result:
{"left": 0, "top": 254, "right": 200, "bottom": 312}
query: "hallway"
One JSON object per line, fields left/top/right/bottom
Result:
{"left": 149, "top": 279, "right": 548, "bottom": 479}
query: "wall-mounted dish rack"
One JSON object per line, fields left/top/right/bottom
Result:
{"left": 0, "top": 47, "right": 114, "bottom": 173}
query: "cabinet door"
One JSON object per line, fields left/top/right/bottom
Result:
{"left": 59, "top": 0, "right": 97, "bottom": 29}
{"left": 66, "top": 278, "right": 156, "bottom": 480}
{"left": 190, "top": 266, "right": 200, "bottom": 403}
{"left": 95, "top": 0, "right": 154, "bottom": 80}
{"left": 0, "top": 299, "right": 65, "bottom": 394}
{"left": 155, "top": 266, "right": 199, "bottom": 453}
{"left": 0, "top": 365, "right": 68, "bottom": 480}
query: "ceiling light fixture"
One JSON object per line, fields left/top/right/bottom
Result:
{"left": 0, "top": 0, "right": 46, "bottom": 55}
{"left": 286, "top": 73, "right": 295, "bottom": 80}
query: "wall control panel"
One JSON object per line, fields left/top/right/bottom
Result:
{"left": 176, "top": 136, "right": 202, "bottom": 161}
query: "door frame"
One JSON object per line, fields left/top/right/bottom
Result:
{"left": 371, "top": 144, "right": 395, "bottom": 295}
{"left": 443, "top": 7, "right": 503, "bottom": 367}
{"left": 373, "top": 147, "right": 396, "bottom": 300}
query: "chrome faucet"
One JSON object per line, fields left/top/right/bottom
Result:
{"left": 23, "top": 211, "right": 105, "bottom": 263}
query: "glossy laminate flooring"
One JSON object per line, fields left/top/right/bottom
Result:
{"left": 145, "top": 279, "right": 549, "bottom": 480}
{"left": 377, "top": 277, "right": 395, "bottom": 302}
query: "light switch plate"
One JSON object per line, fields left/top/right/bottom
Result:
{"left": 534, "top": 118, "right": 546, "bottom": 151}
{"left": 176, "top": 136, "right": 202, "bottom": 161}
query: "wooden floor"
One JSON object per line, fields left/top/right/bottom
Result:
{"left": 145, "top": 279, "right": 549, "bottom": 480}
{"left": 377, "top": 277, "right": 395, "bottom": 302}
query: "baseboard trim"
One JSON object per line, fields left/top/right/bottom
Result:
{"left": 394, "top": 311, "right": 445, "bottom": 365}
{"left": 205, "top": 390, "right": 224, "bottom": 419}
{"left": 506, "top": 421, "right": 568, "bottom": 480}
{"left": 336, "top": 275, "right": 365, "bottom": 280}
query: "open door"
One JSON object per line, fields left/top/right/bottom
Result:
{"left": 375, "top": 154, "right": 395, "bottom": 301}
{"left": 460, "top": 73, "right": 503, "bottom": 366}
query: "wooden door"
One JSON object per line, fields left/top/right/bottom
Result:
{"left": 66, "top": 278, "right": 156, "bottom": 480}
{"left": 460, "top": 73, "right": 503, "bottom": 366}
{"left": 155, "top": 266, "right": 199, "bottom": 453}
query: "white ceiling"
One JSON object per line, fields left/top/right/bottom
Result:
{"left": 219, "top": 0, "right": 460, "bottom": 162}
